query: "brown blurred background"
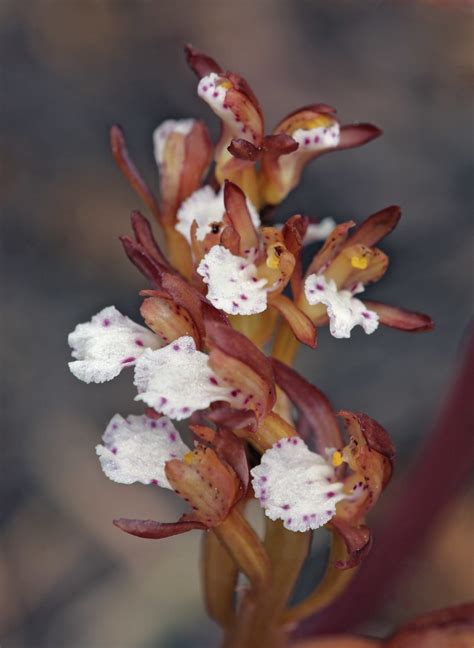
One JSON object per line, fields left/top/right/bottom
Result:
{"left": 1, "top": 1, "right": 473, "bottom": 647}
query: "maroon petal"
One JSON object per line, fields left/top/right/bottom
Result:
{"left": 282, "top": 214, "right": 309, "bottom": 298}
{"left": 364, "top": 301, "right": 434, "bottom": 332}
{"left": 223, "top": 180, "right": 259, "bottom": 254}
{"left": 262, "top": 133, "right": 299, "bottom": 156}
{"left": 271, "top": 358, "right": 342, "bottom": 452}
{"left": 329, "top": 518, "right": 372, "bottom": 570}
{"left": 161, "top": 272, "right": 206, "bottom": 342}
{"left": 113, "top": 515, "right": 206, "bottom": 539}
{"left": 345, "top": 205, "right": 401, "bottom": 248}
{"left": 228, "top": 138, "right": 261, "bottom": 162}
{"left": 130, "top": 210, "right": 171, "bottom": 269}
{"left": 337, "top": 123, "right": 383, "bottom": 151}
{"left": 119, "top": 236, "right": 165, "bottom": 287}
{"left": 110, "top": 125, "right": 162, "bottom": 224}
{"left": 207, "top": 405, "right": 258, "bottom": 435}
{"left": 184, "top": 44, "right": 222, "bottom": 78}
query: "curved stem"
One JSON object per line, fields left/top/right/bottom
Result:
{"left": 281, "top": 532, "right": 358, "bottom": 625}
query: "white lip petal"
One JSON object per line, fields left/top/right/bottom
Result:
{"left": 133, "top": 336, "right": 231, "bottom": 420}
{"left": 197, "top": 245, "right": 268, "bottom": 316}
{"left": 96, "top": 414, "right": 188, "bottom": 488}
{"left": 68, "top": 306, "right": 161, "bottom": 383}
{"left": 304, "top": 274, "right": 379, "bottom": 339}
{"left": 251, "top": 437, "right": 347, "bottom": 533}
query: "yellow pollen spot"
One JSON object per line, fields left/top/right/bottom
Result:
{"left": 351, "top": 255, "right": 369, "bottom": 270}
{"left": 183, "top": 451, "right": 194, "bottom": 465}
{"left": 332, "top": 451, "right": 344, "bottom": 467}
{"left": 219, "top": 80, "right": 232, "bottom": 90}
{"left": 266, "top": 244, "right": 282, "bottom": 269}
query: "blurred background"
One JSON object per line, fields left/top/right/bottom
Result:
{"left": 1, "top": 1, "right": 473, "bottom": 647}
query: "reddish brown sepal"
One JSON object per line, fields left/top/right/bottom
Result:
{"left": 228, "top": 138, "right": 261, "bottom": 162}
{"left": 346, "top": 206, "right": 401, "bottom": 248}
{"left": 207, "top": 405, "right": 258, "bottom": 434}
{"left": 262, "top": 133, "right": 299, "bottom": 155}
{"left": 337, "top": 123, "right": 382, "bottom": 151}
{"left": 282, "top": 214, "right": 309, "bottom": 297}
{"left": 306, "top": 221, "right": 355, "bottom": 277}
{"left": 113, "top": 515, "right": 206, "bottom": 539}
{"left": 271, "top": 358, "right": 342, "bottom": 452}
{"left": 184, "top": 44, "right": 222, "bottom": 78}
{"left": 119, "top": 236, "right": 165, "bottom": 287}
{"left": 223, "top": 180, "right": 259, "bottom": 254}
{"left": 363, "top": 301, "right": 434, "bottom": 333}
{"left": 270, "top": 294, "right": 317, "bottom": 348}
{"left": 130, "top": 210, "right": 170, "bottom": 269}
{"left": 110, "top": 125, "right": 162, "bottom": 224}
{"left": 329, "top": 518, "right": 372, "bottom": 570}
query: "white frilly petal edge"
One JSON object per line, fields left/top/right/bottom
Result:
{"left": 153, "top": 118, "right": 196, "bottom": 167}
{"left": 68, "top": 306, "right": 161, "bottom": 384}
{"left": 175, "top": 186, "right": 261, "bottom": 245}
{"left": 251, "top": 437, "right": 347, "bottom": 533}
{"left": 96, "top": 414, "right": 189, "bottom": 488}
{"left": 197, "top": 245, "right": 268, "bottom": 316}
{"left": 304, "top": 275, "right": 379, "bottom": 339}
{"left": 133, "top": 335, "right": 232, "bottom": 420}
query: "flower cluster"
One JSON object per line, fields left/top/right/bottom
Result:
{"left": 68, "top": 46, "right": 433, "bottom": 643}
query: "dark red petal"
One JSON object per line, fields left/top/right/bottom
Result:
{"left": 337, "top": 123, "right": 383, "bottom": 150}
{"left": 207, "top": 321, "right": 275, "bottom": 392}
{"left": 130, "top": 210, "right": 171, "bottom": 269}
{"left": 228, "top": 138, "right": 261, "bottom": 162}
{"left": 262, "top": 133, "right": 299, "bottom": 156}
{"left": 271, "top": 358, "right": 342, "bottom": 452}
{"left": 214, "top": 427, "right": 250, "bottom": 495}
{"left": 207, "top": 405, "right": 258, "bottom": 435}
{"left": 363, "top": 301, "right": 434, "bottom": 332}
{"left": 270, "top": 294, "right": 317, "bottom": 348}
{"left": 119, "top": 236, "right": 165, "bottom": 287}
{"left": 220, "top": 224, "right": 241, "bottom": 256}
{"left": 184, "top": 44, "right": 222, "bottom": 78}
{"left": 345, "top": 205, "right": 401, "bottom": 248}
{"left": 282, "top": 214, "right": 309, "bottom": 298}
{"left": 161, "top": 273, "right": 206, "bottom": 341}
{"left": 329, "top": 518, "right": 372, "bottom": 570}
{"left": 223, "top": 180, "right": 259, "bottom": 253}
{"left": 110, "top": 125, "right": 162, "bottom": 224}
{"left": 113, "top": 515, "right": 206, "bottom": 539}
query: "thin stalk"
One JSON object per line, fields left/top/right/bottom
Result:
{"left": 202, "top": 530, "right": 239, "bottom": 628}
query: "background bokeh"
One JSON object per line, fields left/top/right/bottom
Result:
{"left": 2, "top": 1, "right": 473, "bottom": 647}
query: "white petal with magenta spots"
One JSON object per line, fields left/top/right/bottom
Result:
{"left": 304, "top": 274, "right": 379, "bottom": 338}
{"left": 153, "top": 118, "right": 196, "bottom": 166}
{"left": 197, "top": 245, "right": 268, "bottom": 316}
{"left": 198, "top": 73, "right": 248, "bottom": 140}
{"left": 175, "top": 186, "right": 260, "bottom": 244}
{"left": 292, "top": 122, "right": 340, "bottom": 152}
{"left": 251, "top": 437, "right": 347, "bottom": 533}
{"left": 96, "top": 414, "right": 189, "bottom": 488}
{"left": 68, "top": 306, "right": 161, "bottom": 383}
{"left": 134, "top": 336, "right": 231, "bottom": 420}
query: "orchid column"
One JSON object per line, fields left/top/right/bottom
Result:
{"left": 68, "top": 46, "right": 433, "bottom": 648}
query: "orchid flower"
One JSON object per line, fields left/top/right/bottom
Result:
{"left": 298, "top": 206, "right": 433, "bottom": 339}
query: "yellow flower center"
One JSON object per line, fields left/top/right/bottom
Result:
{"left": 266, "top": 244, "right": 283, "bottom": 269}
{"left": 350, "top": 254, "right": 369, "bottom": 270}
{"left": 332, "top": 450, "right": 344, "bottom": 467}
